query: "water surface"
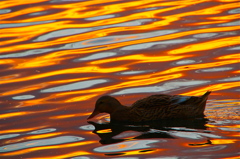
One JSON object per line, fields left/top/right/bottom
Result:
{"left": 0, "top": 0, "right": 239, "bottom": 158}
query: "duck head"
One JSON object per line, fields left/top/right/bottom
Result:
{"left": 87, "top": 96, "right": 122, "bottom": 119}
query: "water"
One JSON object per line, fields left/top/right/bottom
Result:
{"left": 0, "top": 0, "right": 239, "bottom": 158}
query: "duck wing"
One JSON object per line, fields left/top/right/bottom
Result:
{"left": 131, "top": 91, "right": 211, "bottom": 108}
{"left": 131, "top": 94, "right": 173, "bottom": 108}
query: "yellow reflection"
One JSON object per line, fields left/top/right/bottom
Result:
{"left": 27, "top": 132, "right": 63, "bottom": 140}
{"left": 182, "top": 81, "right": 240, "bottom": 96}
{"left": 209, "top": 14, "right": 240, "bottom": 20}
{"left": 0, "top": 112, "right": 30, "bottom": 119}
{"left": 30, "top": 151, "right": 90, "bottom": 159}
{"left": 0, "top": 66, "right": 126, "bottom": 85}
{"left": 50, "top": 112, "right": 90, "bottom": 119}
{"left": 91, "top": 54, "right": 190, "bottom": 64}
{"left": 5, "top": 133, "right": 63, "bottom": 144}
{"left": 1, "top": 141, "right": 95, "bottom": 156}
{"left": 96, "top": 129, "right": 112, "bottom": 134}
{"left": 0, "top": 126, "right": 47, "bottom": 134}
{"left": 169, "top": 36, "right": 240, "bottom": 54}
{"left": 0, "top": 0, "right": 48, "bottom": 10}
{"left": 217, "top": 53, "right": 240, "bottom": 59}
{"left": 2, "top": 77, "right": 91, "bottom": 96}
{"left": 65, "top": 94, "right": 99, "bottom": 103}
{"left": 0, "top": 59, "right": 16, "bottom": 64}
{"left": 129, "top": 59, "right": 239, "bottom": 80}
{"left": 211, "top": 139, "right": 238, "bottom": 144}
{"left": 55, "top": 73, "right": 182, "bottom": 97}
{"left": 108, "top": 149, "right": 160, "bottom": 156}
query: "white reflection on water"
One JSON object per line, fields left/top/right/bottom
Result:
{"left": 41, "top": 79, "right": 108, "bottom": 93}
{"left": 120, "top": 37, "right": 193, "bottom": 50}
{"left": 85, "top": 14, "right": 116, "bottom": 21}
{"left": 94, "top": 139, "right": 160, "bottom": 152}
{"left": 170, "top": 131, "right": 221, "bottom": 139}
{"left": 0, "top": 136, "right": 84, "bottom": 152}
{"left": 74, "top": 52, "right": 117, "bottom": 61}
{"left": 198, "top": 67, "right": 232, "bottom": 72}
{"left": 79, "top": 125, "right": 95, "bottom": 131}
{"left": 27, "top": 128, "right": 57, "bottom": 134}
{"left": 0, "top": 134, "right": 20, "bottom": 140}
{"left": 112, "top": 80, "right": 210, "bottom": 95}
{"left": 12, "top": 95, "right": 35, "bottom": 100}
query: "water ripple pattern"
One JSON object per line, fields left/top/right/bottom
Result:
{"left": 0, "top": 0, "right": 239, "bottom": 158}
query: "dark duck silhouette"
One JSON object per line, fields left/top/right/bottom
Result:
{"left": 87, "top": 91, "right": 211, "bottom": 122}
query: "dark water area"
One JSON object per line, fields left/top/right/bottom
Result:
{"left": 0, "top": 0, "right": 239, "bottom": 158}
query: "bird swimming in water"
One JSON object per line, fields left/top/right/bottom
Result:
{"left": 87, "top": 91, "right": 211, "bottom": 122}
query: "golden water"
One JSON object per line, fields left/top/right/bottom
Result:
{"left": 0, "top": 0, "right": 239, "bottom": 158}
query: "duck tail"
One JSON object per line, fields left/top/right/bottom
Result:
{"left": 200, "top": 91, "right": 211, "bottom": 102}
{"left": 196, "top": 91, "right": 211, "bottom": 116}
{"left": 198, "top": 91, "right": 211, "bottom": 106}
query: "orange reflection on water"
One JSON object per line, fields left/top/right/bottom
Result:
{"left": 0, "top": 141, "right": 95, "bottom": 156}
{"left": 27, "top": 132, "right": 63, "bottom": 140}
{"left": 0, "top": 0, "right": 48, "bottom": 10}
{"left": 90, "top": 54, "right": 191, "bottom": 64}
{"left": 0, "top": 126, "right": 47, "bottom": 135}
{"left": 182, "top": 81, "right": 240, "bottom": 96}
{"left": 169, "top": 36, "right": 240, "bottom": 54}
{"left": 217, "top": 53, "right": 240, "bottom": 60}
{"left": 1, "top": 66, "right": 126, "bottom": 85}
{"left": 4, "top": 133, "right": 63, "bottom": 144}
{"left": 55, "top": 73, "right": 182, "bottom": 99}
{"left": 96, "top": 129, "right": 112, "bottom": 134}
{"left": 211, "top": 139, "right": 239, "bottom": 145}
{"left": 2, "top": 77, "right": 91, "bottom": 96}
{"left": 29, "top": 151, "right": 90, "bottom": 159}
{"left": 50, "top": 112, "right": 90, "bottom": 119}
{"left": 0, "top": 112, "right": 31, "bottom": 119}
{"left": 114, "top": 149, "right": 159, "bottom": 156}
{"left": 65, "top": 93, "right": 99, "bottom": 103}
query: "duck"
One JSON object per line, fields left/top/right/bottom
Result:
{"left": 87, "top": 91, "right": 211, "bottom": 122}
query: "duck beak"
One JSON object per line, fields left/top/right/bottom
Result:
{"left": 87, "top": 109, "right": 100, "bottom": 119}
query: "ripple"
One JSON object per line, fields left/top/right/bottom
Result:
{"left": 68, "top": 29, "right": 180, "bottom": 49}
{"left": 0, "top": 9, "right": 11, "bottom": 14}
{"left": 193, "top": 33, "right": 218, "bottom": 38}
{"left": 228, "top": 46, "right": 240, "bottom": 50}
{"left": 94, "top": 139, "right": 160, "bottom": 152}
{"left": 71, "top": 157, "right": 91, "bottom": 159}
{"left": 79, "top": 125, "right": 95, "bottom": 131}
{"left": 170, "top": 132, "right": 221, "bottom": 139}
{"left": 27, "top": 128, "right": 57, "bottom": 134}
{"left": 197, "top": 67, "right": 232, "bottom": 73}
{"left": 184, "top": 145, "right": 226, "bottom": 152}
{"left": 0, "top": 48, "right": 56, "bottom": 58}
{"left": 0, "top": 20, "right": 56, "bottom": 29}
{"left": 0, "top": 136, "right": 84, "bottom": 152}
{"left": 120, "top": 37, "right": 194, "bottom": 50}
{"left": 0, "top": 134, "right": 20, "bottom": 140}
{"left": 12, "top": 95, "right": 35, "bottom": 100}
{"left": 41, "top": 79, "right": 108, "bottom": 93}
{"left": 74, "top": 52, "right": 117, "bottom": 61}
{"left": 119, "top": 70, "right": 154, "bottom": 75}
{"left": 228, "top": 8, "right": 240, "bottom": 14}
{"left": 34, "top": 28, "right": 93, "bottom": 42}
{"left": 85, "top": 14, "right": 116, "bottom": 21}
{"left": 112, "top": 80, "right": 210, "bottom": 95}
{"left": 218, "top": 76, "right": 240, "bottom": 82}
{"left": 174, "top": 59, "right": 198, "bottom": 65}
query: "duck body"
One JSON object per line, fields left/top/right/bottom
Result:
{"left": 88, "top": 91, "right": 211, "bottom": 122}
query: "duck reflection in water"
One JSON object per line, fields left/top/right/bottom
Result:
{"left": 88, "top": 118, "right": 208, "bottom": 145}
